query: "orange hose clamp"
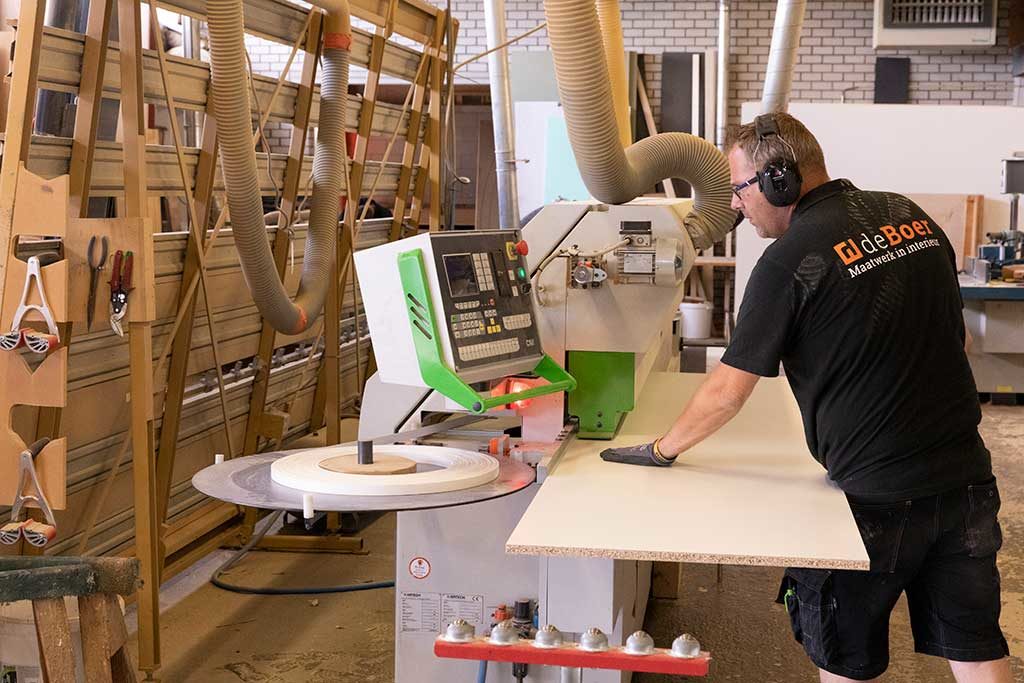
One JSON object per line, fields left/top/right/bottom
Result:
{"left": 325, "top": 32, "right": 353, "bottom": 50}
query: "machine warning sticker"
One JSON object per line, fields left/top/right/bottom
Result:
{"left": 399, "top": 592, "right": 441, "bottom": 633}
{"left": 408, "top": 556, "right": 431, "bottom": 579}
{"left": 441, "top": 593, "right": 485, "bottom": 628}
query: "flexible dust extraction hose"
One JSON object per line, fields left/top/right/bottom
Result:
{"left": 595, "top": 0, "right": 631, "bottom": 149}
{"left": 544, "top": 0, "right": 735, "bottom": 250}
{"left": 207, "top": 0, "right": 351, "bottom": 334}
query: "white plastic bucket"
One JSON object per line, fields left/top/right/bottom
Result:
{"left": 0, "top": 598, "right": 87, "bottom": 682}
{"left": 679, "top": 301, "right": 713, "bottom": 339}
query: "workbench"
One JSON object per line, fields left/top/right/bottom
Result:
{"left": 959, "top": 275, "right": 1024, "bottom": 396}
{"left": 507, "top": 373, "right": 870, "bottom": 570}
{"left": 959, "top": 274, "right": 1024, "bottom": 301}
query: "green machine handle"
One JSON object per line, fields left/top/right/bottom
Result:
{"left": 398, "top": 248, "right": 576, "bottom": 414}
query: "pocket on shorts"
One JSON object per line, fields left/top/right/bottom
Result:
{"left": 848, "top": 500, "right": 912, "bottom": 573}
{"left": 966, "top": 478, "right": 1003, "bottom": 558}
{"left": 777, "top": 568, "right": 840, "bottom": 665}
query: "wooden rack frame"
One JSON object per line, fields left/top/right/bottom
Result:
{"left": 0, "top": 0, "right": 455, "bottom": 677}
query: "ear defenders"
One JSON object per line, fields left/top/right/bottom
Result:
{"left": 753, "top": 114, "right": 802, "bottom": 207}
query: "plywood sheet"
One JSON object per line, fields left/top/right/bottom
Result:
{"left": 506, "top": 373, "right": 869, "bottom": 570}
{"left": 906, "top": 194, "right": 970, "bottom": 270}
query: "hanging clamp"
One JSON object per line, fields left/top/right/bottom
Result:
{"left": 0, "top": 252, "right": 63, "bottom": 354}
{"left": 0, "top": 438, "right": 57, "bottom": 547}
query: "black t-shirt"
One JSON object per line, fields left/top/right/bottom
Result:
{"left": 721, "top": 179, "right": 991, "bottom": 501}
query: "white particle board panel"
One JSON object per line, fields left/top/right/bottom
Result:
{"left": 506, "top": 372, "right": 869, "bottom": 570}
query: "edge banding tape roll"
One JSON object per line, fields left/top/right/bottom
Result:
{"left": 271, "top": 445, "right": 500, "bottom": 496}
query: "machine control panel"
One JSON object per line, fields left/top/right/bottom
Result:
{"left": 429, "top": 230, "right": 541, "bottom": 372}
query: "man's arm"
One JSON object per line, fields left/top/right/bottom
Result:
{"left": 658, "top": 363, "right": 761, "bottom": 457}
{"left": 600, "top": 364, "right": 761, "bottom": 466}
{"left": 602, "top": 256, "right": 796, "bottom": 467}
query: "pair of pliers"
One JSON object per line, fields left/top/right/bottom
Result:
{"left": 108, "top": 250, "right": 134, "bottom": 337}
{"left": 87, "top": 235, "right": 109, "bottom": 331}
{"left": 0, "top": 438, "right": 57, "bottom": 548}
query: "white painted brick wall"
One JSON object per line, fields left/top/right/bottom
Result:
{"left": 247, "top": 0, "right": 1017, "bottom": 147}
{"left": 244, "top": 35, "right": 308, "bottom": 83}
{"left": 445, "top": 0, "right": 1017, "bottom": 127}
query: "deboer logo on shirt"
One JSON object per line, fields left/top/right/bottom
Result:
{"left": 833, "top": 239, "right": 863, "bottom": 265}
{"left": 833, "top": 220, "right": 935, "bottom": 266}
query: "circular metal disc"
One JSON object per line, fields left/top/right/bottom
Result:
{"left": 192, "top": 452, "right": 536, "bottom": 512}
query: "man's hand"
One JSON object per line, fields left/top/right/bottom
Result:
{"left": 600, "top": 440, "right": 676, "bottom": 467}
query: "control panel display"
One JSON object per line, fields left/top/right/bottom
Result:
{"left": 430, "top": 230, "right": 541, "bottom": 373}
{"left": 442, "top": 253, "right": 481, "bottom": 298}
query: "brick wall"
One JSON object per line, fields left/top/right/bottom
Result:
{"left": 449, "top": 0, "right": 1019, "bottom": 127}
{"left": 247, "top": 1, "right": 1018, "bottom": 145}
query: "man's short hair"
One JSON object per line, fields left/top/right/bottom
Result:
{"left": 726, "top": 112, "right": 827, "bottom": 174}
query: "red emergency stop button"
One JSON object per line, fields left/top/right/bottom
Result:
{"left": 515, "top": 240, "right": 529, "bottom": 256}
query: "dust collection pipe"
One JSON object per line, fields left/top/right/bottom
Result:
{"left": 207, "top": 0, "right": 352, "bottom": 334}
{"left": 761, "top": 0, "right": 806, "bottom": 113}
{"left": 483, "top": 0, "right": 522, "bottom": 229}
{"left": 543, "top": 0, "right": 735, "bottom": 249}
{"left": 716, "top": 0, "right": 731, "bottom": 150}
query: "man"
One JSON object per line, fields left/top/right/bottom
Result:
{"left": 601, "top": 113, "right": 1011, "bottom": 682}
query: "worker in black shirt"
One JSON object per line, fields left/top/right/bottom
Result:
{"left": 602, "top": 112, "right": 1010, "bottom": 682}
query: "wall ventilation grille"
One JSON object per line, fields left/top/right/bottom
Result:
{"left": 884, "top": 1, "right": 993, "bottom": 29}
{"left": 873, "top": 0, "right": 997, "bottom": 47}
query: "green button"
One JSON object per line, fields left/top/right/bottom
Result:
{"left": 516, "top": 267, "right": 527, "bottom": 279}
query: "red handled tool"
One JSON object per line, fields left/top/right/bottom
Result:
{"left": 108, "top": 250, "right": 134, "bottom": 337}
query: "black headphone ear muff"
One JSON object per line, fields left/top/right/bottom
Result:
{"left": 753, "top": 114, "right": 803, "bottom": 207}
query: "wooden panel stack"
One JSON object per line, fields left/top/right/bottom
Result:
{"left": 0, "top": 0, "right": 455, "bottom": 677}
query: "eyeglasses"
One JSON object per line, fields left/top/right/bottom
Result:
{"left": 731, "top": 175, "right": 759, "bottom": 199}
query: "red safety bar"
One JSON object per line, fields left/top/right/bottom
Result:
{"left": 434, "top": 638, "right": 711, "bottom": 677}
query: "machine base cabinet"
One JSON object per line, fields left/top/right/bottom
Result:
{"left": 395, "top": 484, "right": 652, "bottom": 683}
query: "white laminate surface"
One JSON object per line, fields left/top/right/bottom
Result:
{"left": 506, "top": 373, "right": 870, "bottom": 570}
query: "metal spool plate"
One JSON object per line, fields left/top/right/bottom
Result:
{"left": 193, "top": 451, "right": 536, "bottom": 513}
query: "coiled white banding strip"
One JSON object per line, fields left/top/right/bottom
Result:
{"left": 270, "top": 445, "right": 500, "bottom": 496}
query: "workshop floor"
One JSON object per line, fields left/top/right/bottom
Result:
{"left": 133, "top": 404, "right": 1024, "bottom": 682}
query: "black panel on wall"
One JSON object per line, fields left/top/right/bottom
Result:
{"left": 661, "top": 52, "right": 704, "bottom": 196}
{"left": 874, "top": 57, "right": 911, "bottom": 104}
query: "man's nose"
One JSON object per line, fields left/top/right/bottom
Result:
{"left": 730, "top": 193, "right": 743, "bottom": 212}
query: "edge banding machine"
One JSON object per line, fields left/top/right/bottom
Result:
{"left": 195, "top": 196, "right": 718, "bottom": 682}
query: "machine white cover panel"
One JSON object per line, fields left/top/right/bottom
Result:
{"left": 354, "top": 233, "right": 443, "bottom": 388}
{"left": 507, "top": 373, "right": 870, "bottom": 570}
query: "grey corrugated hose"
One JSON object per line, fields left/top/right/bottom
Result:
{"left": 207, "top": 0, "right": 350, "bottom": 333}
{"left": 543, "top": 0, "right": 737, "bottom": 249}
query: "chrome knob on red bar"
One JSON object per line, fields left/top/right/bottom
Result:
{"left": 671, "top": 633, "right": 701, "bottom": 659}
{"left": 579, "top": 627, "right": 609, "bottom": 653}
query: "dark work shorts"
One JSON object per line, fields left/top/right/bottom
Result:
{"left": 776, "top": 478, "right": 1008, "bottom": 680}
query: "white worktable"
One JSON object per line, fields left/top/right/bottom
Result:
{"left": 506, "top": 373, "right": 870, "bottom": 570}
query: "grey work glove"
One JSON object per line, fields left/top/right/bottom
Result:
{"left": 599, "top": 440, "right": 676, "bottom": 467}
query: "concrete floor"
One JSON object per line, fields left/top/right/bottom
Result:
{"left": 131, "top": 404, "right": 1024, "bottom": 682}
